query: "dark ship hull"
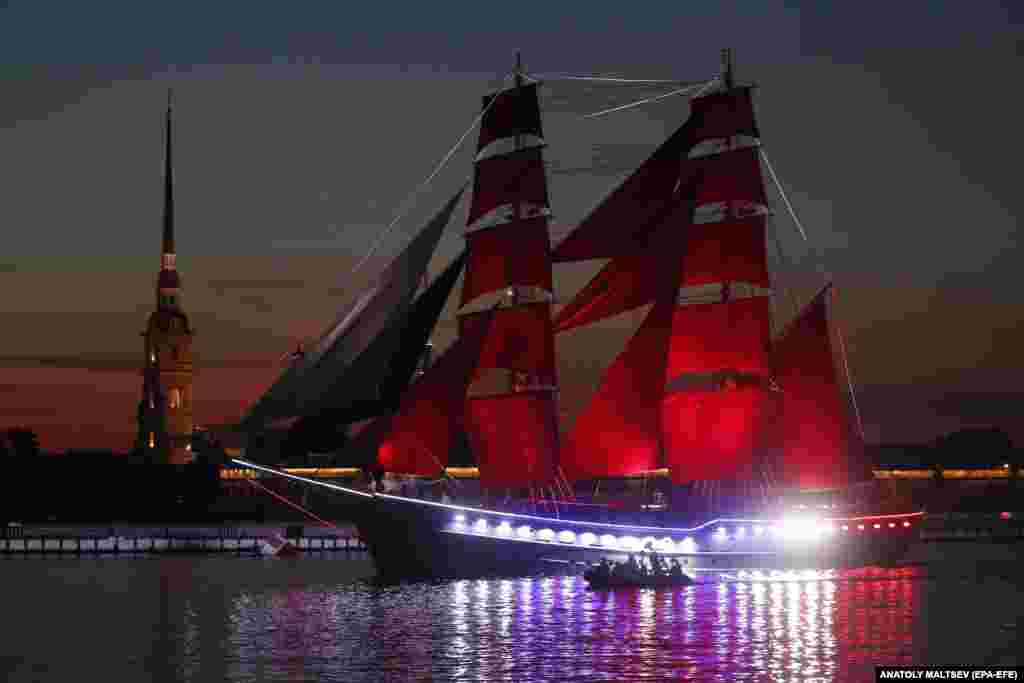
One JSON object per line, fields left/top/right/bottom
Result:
{"left": 233, "top": 461, "right": 921, "bottom": 579}
{"left": 350, "top": 490, "right": 921, "bottom": 579}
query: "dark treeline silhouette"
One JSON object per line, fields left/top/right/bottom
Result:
{"left": 2, "top": 427, "right": 41, "bottom": 458}
{"left": 870, "top": 427, "right": 1018, "bottom": 469}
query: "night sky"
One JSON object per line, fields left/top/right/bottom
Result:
{"left": 1, "top": 1, "right": 1022, "bottom": 451}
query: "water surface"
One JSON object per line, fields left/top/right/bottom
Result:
{"left": 1, "top": 550, "right": 1020, "bottom": 682}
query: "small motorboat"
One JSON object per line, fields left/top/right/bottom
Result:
{"left": 259, "top": 533, "right": 302, "bottom": 558}
{"left": 584, "top": 565, "right": 694, "bottom": 589}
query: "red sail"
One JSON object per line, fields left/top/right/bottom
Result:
{"left": 554, "top": 248, "right": 657, "bottom": 333}
{"left": 771, "top": 287, "right": 863, "bottom": 490}
{"left": 467, "top": 148, "right": 549, "bottom": 227}
{"left": 660, "top": 297, "right": 771, "bottom": 485}
{"left": 662, "top": 385, "right": 766, "bottom": 483}
{"left": 665, "top": 297, "right": 771, "bottom": 381}
{"left": 681, "top": 146, "right": 767, "bottom": 209}
{"left": 461, "top": 216, "right": 552, "bottom": 307}
{"left": 561, "top": 299, "right": 677, "bottom": 479}
{"left": 689, "top": 86, "right": 760, "bottom": 143}
{"left": 555, "top": 211, "right": 770, "bottom": 332}
{"left": 478, "top": 83, "right": 544, "bottom": 155}
{"left": 553, "top": 87, "right": 762, "bottom": 263}
{"left": 466, "top": 391, "right": 559, "bottom": 488}
{"left": 681, "top": 217, "right": 769, "bottom": 288}
{"left": 459, "top": 303, "right": 556, "bottom": 384}
{"left": 553, "top": 207, "right": 685, "bottom": 332}
{"left": 552, "top": 124, "right": 692, "bottom": 262}
{"left": 377, "top": 310, "right": 495, "bottom": 477}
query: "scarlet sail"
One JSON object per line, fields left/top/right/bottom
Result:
{"left": 555, "top": 209, "right": 769, "bottom": 332}
{"left": 771, "top": 287, "right": 864, "bottom": 490}
{"left": 459, "top": 303, "right": 556, "bottom": 385}
{"left": 467, "top": 148, "right": 549, "bottom": 228}
{"left": 561, "top": 299, "right": 677, "bottom": 480}
{"left": 660, "top": 297, "right": 771, "bottom": 484}
{"left": 553, "top": 86, "right": 763, "bottom": 263}
{"left": 377, "top": 309, "right": 496, "bottom": 477}
{"left": 459, "top": 72, "right": 559, "bottom": 489}
{"left": 477, "top": 83, "right": 544, "bottom": 156}
{"left": 461, "top": 217, "right": 553, "bottom": 306}
{"left": 662, "top": 385, "right": 767, "bottom": 482}
{"left": 466, "top": 391, "right": 559, "bottom": 488}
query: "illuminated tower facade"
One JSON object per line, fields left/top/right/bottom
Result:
{"left": 135, "top": 91, "right": 195, "bottom": 465}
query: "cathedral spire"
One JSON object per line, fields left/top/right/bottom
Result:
{"left": 162, "top": 88, "right": 175, "bottom": 262}
{"left": 138, "top": 88, "right": 195, "bottom": 465}
{"left": 157, "top": 89, "right": 181, "bottom": 310}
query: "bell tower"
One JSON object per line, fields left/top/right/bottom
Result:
{"left": 135, "top": 90, "right": 195, "bottom": 465}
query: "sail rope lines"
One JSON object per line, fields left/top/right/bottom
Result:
{"left": 550, "top": 78, "right": 720, "bottom": 247}
{"left": 577, "top": 77, "right": 718, "bottom": 120}
{"left": 759, "top": 148, "right": 866, "bottom": 440}
{"left": 245, "top": 477, "right": 340, "bottom": 530}
{"left": 529, "top": 73, "right": 714, "bottom": 85}
{"left": 347, "top": 71, "right": 514, "bottom": 281}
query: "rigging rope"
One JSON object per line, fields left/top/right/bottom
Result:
{"left": 530, "top": 73, "right": 713, "bottom": 85}
{"left": 347, "top": 71, "right": 512, "bottom": 279}
{"left": 759, "top": 149, "right": 866, "bottom": 440}
{"left": 246, "top": 478, "right": 339, "bottom": 529}
{"left": 578, "top": 78, "right": 717, "bottom": 120}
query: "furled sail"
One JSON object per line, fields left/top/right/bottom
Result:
{"left": 239, "top": 190, "right": 464, "bottom": 431}
{"left": 460, "top": 73, "right": 560, "bottom": 489}
{"left": 769, "top": 286, "right": 867, "bottom": 490}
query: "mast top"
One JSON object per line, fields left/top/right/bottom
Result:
{"left": 514, "top": 51, "right": 524, "bottom": 88}
{"left": 721, "top": 48, "right": 734, "bottom": 90}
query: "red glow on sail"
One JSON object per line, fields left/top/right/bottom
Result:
{"left": 681, "top": 147, "right": 767, "bottom": 209}
{"left": 465, "top": 392, "right": 558, "bottom": 488}
{"left": 689, "top": 87, "right": 760, "bottom": 143}
{"left": 555, "top": 214, "right": 770, "bottom": 332}
{"left": 460, "top": 303, "right": 556, "bottom": 382}
{"left": 461, "top": 217, "right": 553, "bottom": 306}
{"left": 561, "top": 300, "right": 676, "bottom": 479}
{"left": 377, "top": 311, "right": 495, "bottom": 476}
{"left": 477, "top": 83, "right": 544, "bottom": 154}
{"left": 771, "top": 288, "right": 863, "bottom": 490}
{"left": 665, "top": 297, "right": 771, "bottom": 381}
{"left": 467, "top": 148, "right": 549, "bottom": 227}
{"left": 680, "top": 217, "right": 770, "bottom": 288}
{"left": 554, "top": 248, "right": 659, "bottom": 333}
{"left": 662, "top": 385, "right": 766, "bottom": 483}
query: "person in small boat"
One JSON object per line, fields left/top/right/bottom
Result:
{"left": 594, "top": 558, "right": 612, "bottom": 578}
{"left": 669, "top": 559, "right": 684, "bottom": 578}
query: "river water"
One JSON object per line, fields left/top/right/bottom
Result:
{"left": 1, "top": 549, "right": 1020, "bottom": 682}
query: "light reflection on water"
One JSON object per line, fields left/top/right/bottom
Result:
{"left": 0, "top": 555, "right": 1020, "bottom": 682}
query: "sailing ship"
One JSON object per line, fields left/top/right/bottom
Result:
{"left": 234, "top": 50, "right": 923, "bottom": 578}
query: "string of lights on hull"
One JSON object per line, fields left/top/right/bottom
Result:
{"left": 446, "top": 511, "right": 921, "bottom": 554}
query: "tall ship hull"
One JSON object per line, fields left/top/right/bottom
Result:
{"left": 236, "top": 461, "right": 922, "bottom": 579}
{"left": 363, "top": 496, "right": 922, "bottom": 579}
{"left": 237, "top": 50, "right": 923, "bottom": 580}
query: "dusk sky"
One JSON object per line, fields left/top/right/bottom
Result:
{"left": 2, "top": 1, "right": 1022, "bottom": 451}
